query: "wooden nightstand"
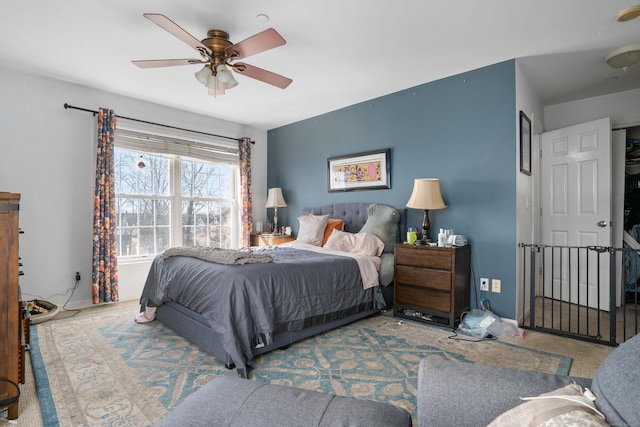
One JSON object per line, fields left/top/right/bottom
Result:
{"left": 393, "top": 243, "right": 470, "bottom": 327}
{"left": 250, "top": 234, "right": 295, "bottom": 247}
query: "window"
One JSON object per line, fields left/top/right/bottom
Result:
{"left": 180, "top": 159, "right": 234, "bottom": 249}
{"left": 114, "top": 130, "right": 239, "bottom": 260}
{"left": 115, "top": 149, "right": 171, "bottom": 257}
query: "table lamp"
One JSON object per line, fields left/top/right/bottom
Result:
{"left": 406, "top": 178, "right": 446, "bottom": 243}
{"left": 265, "top": 187, "right": 287, "bottom": 234}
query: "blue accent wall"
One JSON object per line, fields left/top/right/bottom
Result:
{"left": 267, "top": 60, "right": 517, "bottom": 318}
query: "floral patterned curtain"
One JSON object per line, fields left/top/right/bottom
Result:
{"left": 92, "top": 108, "right": 119, "bottom": 303}
{"left": 239, "top": 138, "right": 253, "bottom": 247}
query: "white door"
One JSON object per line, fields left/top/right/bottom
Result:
{"left": 540, "top": 117, "right": 611, "bottom": 310}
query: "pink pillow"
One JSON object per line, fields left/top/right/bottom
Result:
{"left": 322, "top": 219, "right": 345, "bottom": 246}
{"left": 324, "top": 229, "right": 385, "bottom": 256}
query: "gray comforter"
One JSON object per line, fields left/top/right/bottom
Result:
{"left": 140, "top": 246, "right": 380, "bottom": 372}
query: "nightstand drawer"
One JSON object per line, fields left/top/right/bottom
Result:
{"left": 395, "top": 245, "right": 452, "bottom": 270}
{"left": 395, "top": 285, "right": 451, "bottom": 313}
{"left": 395, "top": 265, "right": 452, "bottom": 291}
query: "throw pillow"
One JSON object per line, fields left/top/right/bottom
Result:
{"left": 297, "top": 214, "right": 329, "bottom": 246}
{"left": 488, "top": 383, "right": 608, "bottom": 427}
{"left": 322, "top": 219, "right": 345, "bottom": 246}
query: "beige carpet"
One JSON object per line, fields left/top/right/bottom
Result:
{"left": 17, "top": 301, "right": 614, "bottom": 426}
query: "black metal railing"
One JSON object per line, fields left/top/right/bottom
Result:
{"left": 519, "top": 244, "right": 639, "bottom": 345}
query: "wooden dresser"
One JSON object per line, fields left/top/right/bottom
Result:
{"left": 250, "top": 234, "right": 295, "bottom": 247}
{"left": 0, "top": 192, "right": 21, "bottom": 419}
{"left": 393, "top": 243, "right": 470, "bottom": 327}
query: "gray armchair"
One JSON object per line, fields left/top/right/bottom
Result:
{"left": 417, "top": 334, "right": 640, "bottom": 426}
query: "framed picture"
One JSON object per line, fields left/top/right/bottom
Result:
{"left": 327, "top": 148, "right": 390, "bottom": 192}
{"left": 519, "top": 111, "right": 531, "bottom": 176}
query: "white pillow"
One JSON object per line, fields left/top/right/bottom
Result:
{"left": 296, "top": 214, "right": 329, "bottom": 246}
{"left": 324, "top": 229, "right": 385, "bottom": 256}
{"left": 488, "top": 384, "right": 608, "bottom": 427}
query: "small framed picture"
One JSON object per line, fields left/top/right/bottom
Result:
{"left": 520, "top": 111, "right": 531, "bottom": 176}
{"left": 327, "top": 148, "right": 390, "bottom": 192}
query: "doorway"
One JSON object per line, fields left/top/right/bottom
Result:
{"left": 621, "top": 126, "right": 640, "bottom": 303}
{"left": 524, "top": 121, "right": 640, "bottom": 344}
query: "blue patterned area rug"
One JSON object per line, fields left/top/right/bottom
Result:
{"left": 31, "top": 305, "right": 571, "bottom": 426}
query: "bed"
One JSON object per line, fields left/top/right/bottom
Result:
{"left": 139, "top": 202, "right": 405, "bottom": 378}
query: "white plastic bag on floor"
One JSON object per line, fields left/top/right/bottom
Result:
{"left": 486, "top": 316, "right": 524, "bottom": 338}
{"left": 459, "top": 309, "right": 524, "bottom": 339}
{"left": 458, "top": 309, "right": 498, "bottom": 338}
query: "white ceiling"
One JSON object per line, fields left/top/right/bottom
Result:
{"left": 1, "top": 1, "right": 639, "bottom": 130}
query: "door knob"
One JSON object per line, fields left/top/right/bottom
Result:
{"left": 597, "top": 220, "right": 608, "bottom": 227}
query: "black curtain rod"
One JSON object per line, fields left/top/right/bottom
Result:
{"left": 63, "top": 103, "right": 254, "bottom": 144}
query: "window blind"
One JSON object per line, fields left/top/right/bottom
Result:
{"left": 115, "top": 127, "right": 239, "bottom": 164}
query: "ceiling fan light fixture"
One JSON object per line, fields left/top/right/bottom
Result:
{"left": 223, "top": 73, "right": 239, "bottom": 89}
{"left": 216, "top": 64, "right": 232, "bottom": 83}
{"left": 205, "top": 74, "right": 226, "bottom": 96}
{"left": 194, "top": 65, "right": 213, "bottom": 85}
{"left": 207, "top": 81, "right": 225, "bottom": 97}
{"left": 208, "top": 86, "right": 225, "bottom": 97}
{"left": 604, "top": 44, "right": 640, "bottom": 70}
{"left": 206, "top": 74, "right": 219, "bottom": 90}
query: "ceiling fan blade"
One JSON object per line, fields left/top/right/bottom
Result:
{"left": 233, "top": 62, "right": 292, "bottom": 89}
{"left": 143, "top": 13, "right": 211, "bottom": 57}
{"left": 225, "top": 28, "right": 286, "bottom": 60}
{"left": 132, "top": 59, "right": 206, "bottom": 68}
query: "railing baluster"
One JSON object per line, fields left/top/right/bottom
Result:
{"left": 559, "top": 247, "right": 564, "bottom": 332}
{"left": 567, "top": 246, "right": 572, "bottom": 333}
{"left": 542, "top": 246, "right": 556, "bottom": 328}
{"left": 596, "top": 248, "right": 602, "bottom": 339}
{"left": 577, "top": 247, "right": 582, "bottom": 335}
{"left": 528, "top": 244, "right": 538, "bottom": 329}
{"left": 609, "top": 247, "right": 617, "bottom": 344}
{"left": 584, "top": 248, "right": 591, "bottom": 335}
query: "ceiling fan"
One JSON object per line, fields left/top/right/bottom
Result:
{"left": 132, "top": 13, "right": 293, "bottom": 95}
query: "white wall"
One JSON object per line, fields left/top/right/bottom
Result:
{"left": 515, "top": 61, "right": 544, "bottom": 246}
{"left": 514, "top": 60, "right": 544, "bottom": 321}
{"left": 544, "top": 88, "right": 640, "bottom": 131}
{"left": 0, "top": 67, "right": 267, "bottom": 308}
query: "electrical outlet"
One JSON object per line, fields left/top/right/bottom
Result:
{"left": 75, "top": 271, "right": 81, "bottom": 281}
{"left": 492, "top": 279, "right": 501, "bottom": 293}
{"left": 480, "top": 278, "right": 489, "bottom": 291}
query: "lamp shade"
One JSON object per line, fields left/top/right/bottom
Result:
{"left": 265, "top": 188, "right": 287, "bottom": 208}
{"left": 406, "top": 178, "right": 446, "bottom": 210}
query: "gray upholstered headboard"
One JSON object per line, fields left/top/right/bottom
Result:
{"left": 301, "top": 203, "right": 407, "bottom": 250}
{"left": 301, "top": 202, "right": 405, "bottom": 294}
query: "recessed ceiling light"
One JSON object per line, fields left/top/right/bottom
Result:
{"left": 256, "top": 14, "right": 269, "bottom": 23}
{"left": 617, "top": 5, "right": 640, "bottom": 22}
